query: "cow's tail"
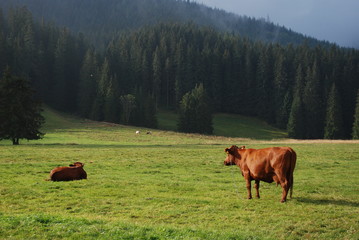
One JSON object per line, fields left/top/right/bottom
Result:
{"left": 288, "top": 148, "right": 297, "bottom": 199}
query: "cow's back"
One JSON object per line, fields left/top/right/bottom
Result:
{"left": 242, "top": 147, "right": 296, "bottom": 182}
{"left": 50, "top": 167, "right": 87, "bottom": 181}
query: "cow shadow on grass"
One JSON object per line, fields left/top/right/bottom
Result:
{"left": 296, "top": 197, "right": 359, "bottom": 207}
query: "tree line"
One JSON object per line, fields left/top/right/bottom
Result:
{"left": 91, "top": 23, "right": 359, "bottom": 138}
{"left": 1, "top": 7, "right": 359, "bottom": 139}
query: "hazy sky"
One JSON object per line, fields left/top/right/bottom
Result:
{"left": 196, "top": 0, "right": 359, "bottom": 48}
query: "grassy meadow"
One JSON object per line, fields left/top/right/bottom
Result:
{"left": 0, "top": 109, "right": 358, "bottom": 239}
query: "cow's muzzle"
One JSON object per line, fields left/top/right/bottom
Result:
{"left": 224, "top": 161, "right": 235, "bottom": 166}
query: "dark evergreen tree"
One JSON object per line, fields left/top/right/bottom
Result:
{"left": 256, "top": 45, "right": 274, "bottom": 123}
{"left": 90, "top": 58, "right": 110, "bottom": 121}
{"left": 77, "top": 48, "right": 99, "bottom": 117}
{"left": 274, "top": 52, "right": 290, "bottom": 128}
{"left": 242, "top": 44, "right": 257, "bottom": 116}
{"left": 52, "top": 28, "right": 69, "bottom": 109}
{"left": 104, "top": 76, "right": 121, "bottom": 123}
{"left": 178, "top": 84, "right": 212, "bottom": 134}
{"left": 0, "top": 9, "right": 6, "bottom": 71}
{"left": 352, "top": 90, "right": 359, "bottom": 139}
{"left": 174, "top": 39, "right": 186, "bottom": 107}
{"left": 142, "top": 94, "right": 157, "bottom": 128}
{"left": 287, "top": 93, "right": 305, "bottom": 139}
{"left": 341, "top": 53, "right": 359, "bottom": 138}
{"left": 120, "top": 94, "right": 136, "bottom": 125}
{"left": 164, "top": 57, "right": 174, "bottom": 108}
{"left": 0, "top": 68, "right": 45, "bottom": 145}
{"left": 152, "top": 47, "right": 162, "bottom": 108}
{"left": 324, "top": 83, "right": 344, "bottom": 139}
{"left": 132, "top": 91, "right": 157, "bottom": 128}
{"left": 303, "top": 62, "right": 324, "bottom": 139}
{"left": 287, "top": 65, "right": 305, "bottom": 139}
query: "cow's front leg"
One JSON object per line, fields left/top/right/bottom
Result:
{"left": 245, "top": 178, "right": 252, "bottom": 199}
{"left": 254, "top": 180, "right": 260, "bottom": 198}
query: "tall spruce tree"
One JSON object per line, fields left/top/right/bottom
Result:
{"left": 303, "top": 62, "right": 323, "bottom": 139}
{"left": 274, "top": 53, "right": 289, "bottom": 128}
{"left": 256, "top": 46, "right": 274, "bottom": 123}
{"left": 0, "top": 68, "right": 45, "bottom": 145}
{"left": 178, "top": 84, "right": 213, "bottom": 134}
{"left": 104, "top": 76, "right": 121, "bottom": 123}
{"left": 324, "top": 83, "right": 344, "bottom": 139}
{"left": 91, "top": 58, "right": 110, "bottom": 121}
{"left": 120, "top": 94, "right": 136, "bottom": 124}
{"left": 287, "top": 65, "right": 305, "bottom": 139}
{"left": 77, "top": 48, "right": 99, "bottom": 118}
{"left": 352, "top": 90, "right": 359, "bottom": 139}
{"left": 152, "top": 47, "right": 162, "bottom": 108}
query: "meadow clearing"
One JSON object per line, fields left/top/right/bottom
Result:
{"left": 0, "top": 109, "right": 358, "bottom": 239}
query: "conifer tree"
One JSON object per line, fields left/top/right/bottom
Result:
{"left": 90, "top": 58, "right": 110, "bottom": 121}
{"left": 77, "top": 48, "right": 99, "bottom": 117}
{"left": 133, "top": 91, "right": 157, "bottom": 128}
{"left": 178, "top": 84, "right": 212, "bottom": 134}
{"left": 287, "top": 65, "right": 305, "bottom": 139}
{"left": 52, "top": 28, "right": 69, "bottom": 110}
{"left": 152, "top": 47, "right": 162, "bottom": 107}
{"left": 352, "top": 90, "right": 359, "bottom": 139}
{"left": 274, "top": 53, "right": 289, "bottom": 128}
{"left": 104, "top": 76, "right": 121, "bottom": 123}
{"left": 324, "top": 83, "right": 343, "bottom": 139}
{"left": 303, "top": 62, "right": 323, "bottom": 139}
{"left": 0, "top": 68, "right": 45, "bottom": 145}
{"left": 174, "top": 39, "right": 186, "bottom": 107}
{"left": 256, "top": 46, "right": 274, "bottom": 123}
{"left": 0, "top": 10, "right": 6, "bottom": 71}
{"left": 120, "top": 94, "right": 136, "bottom": 124}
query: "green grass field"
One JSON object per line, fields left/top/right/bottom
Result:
{"left": 0, "top": 109, "right": 358, "bottom": 239}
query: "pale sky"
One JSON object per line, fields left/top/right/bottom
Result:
{"left": 196, "top": 0, "right": 359, "bottom": 48}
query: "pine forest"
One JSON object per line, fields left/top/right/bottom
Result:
{"left": 0, "top": 3, "right": 358, "bottom": 139}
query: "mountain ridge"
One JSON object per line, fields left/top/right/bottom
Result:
{"left": 0, "top": 0, "right": 331, "bottom": 48}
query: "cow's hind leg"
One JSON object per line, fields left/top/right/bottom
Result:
{"left": 280, "top": 179, "right": 290, "bottom": 203}
{"left": 254, "top": 180, "right": 260, "bottom": 198}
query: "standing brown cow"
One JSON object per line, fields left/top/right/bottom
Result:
{"left": 49, "top": 162, "right": 87, "bottom": 181}
{"left": 224, "top": 145, "right": 296, "bottom": 202}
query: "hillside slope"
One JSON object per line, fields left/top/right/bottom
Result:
{"left": 0, "top": 0, "right": 327, "bottom": 48}
{"left": 40, "top": 108, "right": 286, "bottom": 141}
{"left": 158, "top": 110, "right": 287, "bottom": 139}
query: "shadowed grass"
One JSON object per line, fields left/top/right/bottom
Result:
{"left": 157, "top": 110, "right": 287, "bottom": 140}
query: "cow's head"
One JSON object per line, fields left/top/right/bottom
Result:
{"left": 224, "top": 145, "right": 240, "bottom": 166}
{"left": 69, "top": 162, "right": 84, "bottom": 168}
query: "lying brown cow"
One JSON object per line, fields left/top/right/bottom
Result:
{"left": 224, "top": 145, "right": 296, "bottom": 202}
{"left": 49, "top": 162, "right": 87, "bottom": 181}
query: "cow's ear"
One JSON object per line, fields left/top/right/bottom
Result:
{"left": 240, "top": 146, "right": 246, "bottom": 149}
{"left": 225, "top": 148, "right": 232, "bottom": 154}
{"left": 69, "top": 164, "right": 75, "bottom": 167}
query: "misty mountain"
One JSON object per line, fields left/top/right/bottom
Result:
{"left": 0, "top": 0, "right": 327, "bottom": 48}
